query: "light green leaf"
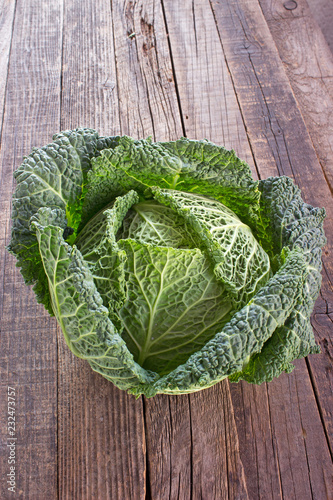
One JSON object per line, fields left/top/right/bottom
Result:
{"left": 152, "top": 188, "right": 271, "bottom": 307}
{"left": 31, "top": 207, "right": 156, "bottom": 390}
{"left": 116, "top": 240, "right": 234, "bottom": 376}
{"left": 118, "top": 200, "right": 198, "bottom": 249}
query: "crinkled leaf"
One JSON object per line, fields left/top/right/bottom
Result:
{"left": 152, "top": 188, "right": 271, "bottom": 307}
{"left": 76, "top": 191, "right": 140, "bottom": 329}
{"left": 257, "top": 176, "right": 326, "bottom": 259}
{"left": 31, "top": 207, "right": 156, "bottom": 390}
{"left": 7, "top": 128, "right": 115, "bottom": 312}
{"left": 131, "top": 249, "right": 308, "bottom": 396}
{"left": 116, "top": 240, "right": 234, "bottom": 376}
{"left": 229, "top": 178, "right": 326, "bottom": 383}
{"left": 81, "top": 136, "right": 260, "bottom": 229}
{"left": 118, "top": 200, "right": 198, "bottom": 249}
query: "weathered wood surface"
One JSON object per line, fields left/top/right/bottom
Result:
{"left": 259, "top": 0, "right": 333, "bottom": 192}
{"left": 172, "top": 1, "right": 333, "bottom": 497}
{"left": 259, "top": 0, "right": 333, "bottom": 459}
{"left": 0, "top": 0, "right": 15, "bottom": 130}
{"left": 0, "top": 0, "right": 332, "bottom": 499}
{"left": 0, "top": 1, "right": 61, "bottom": 498}
{"left": 307, "top": 0, "right": 333, "bottom": 52}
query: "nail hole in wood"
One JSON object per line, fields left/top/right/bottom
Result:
{"left": 284, "top": 0, "right": 297, "bottom": 10}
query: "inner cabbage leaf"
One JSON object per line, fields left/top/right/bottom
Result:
{"left": 117, "top": 241, "right": 233, "bottom": 375}
{"left": 76, "top": 191, "right": 271, "bottom": 376}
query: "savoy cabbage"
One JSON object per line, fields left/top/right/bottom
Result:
{"left": 8, "top": 129, "right": 326, "bottom": 396}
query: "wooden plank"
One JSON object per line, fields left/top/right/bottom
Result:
{"left": 209, "top": 0, "right": 333, "bottom": 209}
{"left": 307, "top": 0, "right": 333, "bottom": 52}
{"left": 111, "top": 1, "right": 249, "bottom": 497}
{"left": 145, "top": 386, "right": 248, "bottom": 499}
{"left": 254, "top": 4, "right": 333, "bottom": 449}
{"left": 259, "top": 0, "right": 333, "bottom": 192}
{"left": 58, "top": 1, "right": 146, "bottom": 498}
{"left": 309, "top": 273, "right": 333, "bottom": 456}
{"left": 60, "top": 0, "right": 119, "bottom": 136}
{"left": 110, "top": 0, "right": 183, "bottom": 141}
{"left": 190, "top": 384, "right": 248, "bottom": 499}
{"left": 58, "top": 343, "right": 146, "bottom": 500}
{"left": 267, "top": 360, "right": 333, "bottom": 499}
{"left": 143, "top": 395, "right": 193, "bottom": 498}
{"left": 229, "top": 383, "right": 283, "bottom": 500}
{"left": 209, "top": 0, "right": 333, "bottom": 496}
{"left": 0, "top": 0, "right": 16, "bottom": 132}
{"left": 161, "top": 1, "right": 286, "bottom": 496}
{"left": 161, "top": 0, "right": 254, "bottom": 168}
{"left": 0, "top": 0, "right": 16, "bottom": 333}
{"left": 0, "top": 0, "right": 62, "bottom": 498}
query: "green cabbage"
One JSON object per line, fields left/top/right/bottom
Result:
{"left": 8, "top": 128, "right": 326, "bottom": 396}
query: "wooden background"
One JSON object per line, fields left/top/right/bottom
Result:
{"left": 1, "top": 0, "right": 332, "bottom": 498}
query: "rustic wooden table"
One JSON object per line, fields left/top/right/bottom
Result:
{"left": 1, "top": 0, "right": 332, "bottom": 498}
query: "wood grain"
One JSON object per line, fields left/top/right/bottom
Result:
{"left": 61, "top": 0, "right": 120, "bottom": 136}
{"left": 255, "top": 4, "right": 333, "bottom": 450}
{"left": 0, "top": 0, "right": 15, "bottom": 133}
{"left": 161, "top": 0, "right": 254, "bottom": 168}
{"left": 259, "top": 0, "right": 333, "bottom": 192}
{"left": 229, "top": 383, "right": 283, "bottom": 500}
{"left": 189, "top": 384, "right": 248, "bottom": 500}
{"left": 0, "top": 0, "right": 16, "bottom": 316}
{"left": 0, "top": 0, "right": 62, "bottom": 498}
{"left": 59, "top": 1, "right": 146, "bottom": 498}
{"left": 58, "top": 346, "right": 146, "bottom": 500}
{"left": 267, "top": 360, "right": 333, "bottom": 499}
{"left": 308, "top": 0, "right": 333, "bottom": 52}
{"left": 143, "top": 395, "right": 194, "bottom": 499}
{"left": 210, "top": 0, "right": 333, "bottom": 495}
{"left": 111, "top": 0, "right": 183, "bottom": 141}
{"left": 144, "top": 385, "right": 248, "bottom": 500}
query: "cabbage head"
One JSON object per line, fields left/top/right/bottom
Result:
{"left": 8, "top": 129, "right": 326, "bottom": 396}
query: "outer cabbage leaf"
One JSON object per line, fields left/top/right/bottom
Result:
{"left": 81, "top": 136, "right": 260, "bottom": 229}
{"left": 229, "top": 177, "right": 326, "bottom": 383}
{"left": 30, "top": 206, "right": 156, "bottom": 390}
{"left": 75, "top": 190, "right": 140, "bottom": 327}
{"left": 229, "top": 304, "right": 319, "bottom": 384}
{"left": 7, "top": 128, "right": 117, "bottom": 313}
